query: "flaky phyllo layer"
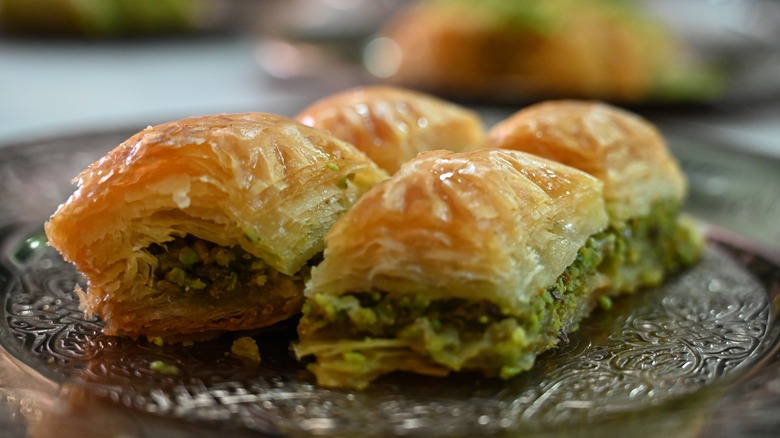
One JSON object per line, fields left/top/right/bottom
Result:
{"left": 295, "top": 200, "right": 702, "bottom": 389}
{"left": 295, "top": 149, "right": 607, "bottom": 388}
{"left": 44, "top": 113, "right": 389, "bottom": 340}
{"left": 296, "top": 237, "right": 604, "bottom": 389}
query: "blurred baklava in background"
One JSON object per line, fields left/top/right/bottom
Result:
{"left": 366, "top": 0, "right": 724, "bottom": 103}
{"left": 0, "top": 0, "right": 229, "bottom": 38}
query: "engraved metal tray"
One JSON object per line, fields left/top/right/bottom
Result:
{"left": 1, "top": 129, "right": 779, "bottom": 437}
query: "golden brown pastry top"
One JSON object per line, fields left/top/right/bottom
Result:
{"left": 45, "top": 113, "right": 388, "bottom": 309}
{"left": 296, "top": 86, "right": 485, "bottom": 174}
{"left": 377, "top": 0, "right": 679, "bottom": 102}
{"left": 306, "top": 148, "right": 607, "bottom": 309}
{"left": 489, "top": 100, "right": 686, "bottom": 224}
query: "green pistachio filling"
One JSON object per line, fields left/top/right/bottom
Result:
{"left": 301, "top": 236, "right": 605, "bottom": 384}
{"left": 298, "top": 201, "right": 702, "bottom": 387}
{"left": 149, "top": 236, "right": 312, "bottom": 299}
{"left": 597, "top": 200, "right": 702, "bottom": 294}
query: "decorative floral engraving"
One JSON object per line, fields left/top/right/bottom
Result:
{"left": 1, "top": 232, "right": 775, "bottom": 437}
{"left": 0, "top": 129, "right": 777, "bottom": 437}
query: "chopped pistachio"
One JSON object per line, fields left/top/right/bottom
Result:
{"left": 231, "top": 337, "right": 261, "bottom": 363}
{"left": 326, "top": 162, "right": 340, "bottom": 171}
{"left": 188, "top": 278, "right": 207, "bottom": 290}
{"left": 253, "top": 274, "right": 268, "bottom": 287}
{"left": 224, "top": 272, "right": 238, "bottom": 291}
{"left": 150, "top": 360, "right": 179, "bottom": 375}
{"left": 178, "top": 247, "right": 200, "bottom": 266}
{"left": 166, "top": 267, "right": 187, "bottom": 286}
{"left": 242, "top": 226, "right": 260, "bottom": 242}
{"left": 213, "top": 247, "right": 235, "bottom": 267}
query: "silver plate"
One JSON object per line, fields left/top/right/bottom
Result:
{"left": 0, "top": 130, "right": 779, "bottom": 437}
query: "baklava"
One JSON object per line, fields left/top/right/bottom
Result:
{"left": 45, "top": 113, "right": 388, "bottom": 341}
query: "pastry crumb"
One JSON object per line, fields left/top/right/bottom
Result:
{"left": 231, "top": 336, "right": 261, "bottom": 363}
{"left": 150, "top": 360, "right": 179, "bottom": 375}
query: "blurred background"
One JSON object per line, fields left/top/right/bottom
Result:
{"left": 0, "top": 0, "right": 779, "bottom": 247}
